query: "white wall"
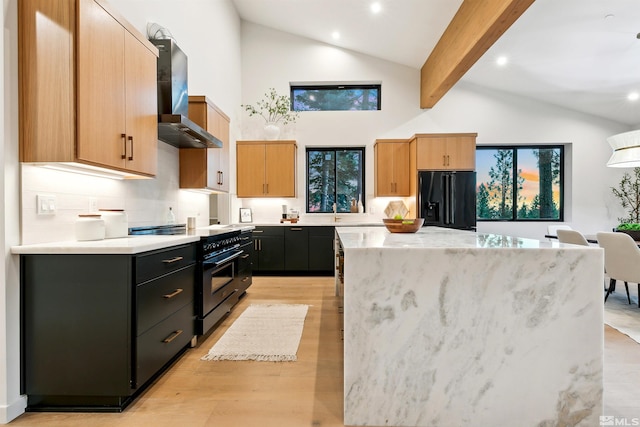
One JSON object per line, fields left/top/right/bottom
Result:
{"left": 1, "top": 0, "right": 241, "bottom": 422}
{"left": 237, "top": 22, "right": 631, "bottom": 239}
{"left": 1, "top": 0, "right": 27, "bottom": 421}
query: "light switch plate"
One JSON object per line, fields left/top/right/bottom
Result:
{"left": 88, "top": 197, "right": 98, "bottom": 213}
{"left": 36, "top": 194, "right": 56, "bottom": 215}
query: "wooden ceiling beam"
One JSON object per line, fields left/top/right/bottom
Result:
{"left": 420, "top": 0, "right": 535, "bottom": 108}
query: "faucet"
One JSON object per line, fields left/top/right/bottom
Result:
{"left": 333, "top": 203, "right": 340, "bottom": 222}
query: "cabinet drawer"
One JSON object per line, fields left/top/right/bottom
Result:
{"left": 253, "top": 226, "right": 284, "bottom": 237}
{"left": 136, "top": 303, "right": 194, "bottom": 388}
{"left": 136, "top": 244, "right": 196, "bottom": 284}
{"left": 137, "top": 264, "right": 195, "bottom": 335}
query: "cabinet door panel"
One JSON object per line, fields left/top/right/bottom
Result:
{"left": 375, "top": 143, "right": 395, "bottom": 195}
{"left": 258, "top": 235, "right": 285, "bottom": 271}
{"left": 285, "top": 227, "right": 309, "bottom": 271}
{"left": 309, "top": 227, "right": 335, "bottom": 272}
{"left": 77, "top": 0, "right": 126, "bottom": 169}
{"left": 123, "top": 31, "right": 157, "bottom": 175}
{"left": 447, "top": 137, "right": 476, "bottom": 170}
{"left": 265, "top": 144, "right": 295, "bottom": 197}
{"left": 237, "top": 144, "right": 267, "bottom": 197}
{"left": 416, "top": 138, "right": 448, "bottom": 170}
{"left": 393, "top": 142, "right": 411, "bottom": 194}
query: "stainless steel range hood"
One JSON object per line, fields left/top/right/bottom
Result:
{"left": 152, "top": 39, "right": 222, "bottom": 149}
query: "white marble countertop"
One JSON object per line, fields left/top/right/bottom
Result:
{"left": 235, "top": 221, "right": 385, "bottom": 227}
{"left": 336, "top": 226, "right": 589, "bottom": 249}
{"left": 11, "top": 225, "right": 255, "bottom": 255}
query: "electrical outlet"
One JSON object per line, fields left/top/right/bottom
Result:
{"left": 36, "top": 194, "right": 56, "bottom": 215}
{"left": 88, "top": 197, "right": 98, "bottom": 213}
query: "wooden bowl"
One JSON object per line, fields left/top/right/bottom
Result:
{"left": 383, "top": 218, "right": 424, "bottom": 233}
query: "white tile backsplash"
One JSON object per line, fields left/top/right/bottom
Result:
{"left": 20, "top": 143, "right": 210, "bottom": 244}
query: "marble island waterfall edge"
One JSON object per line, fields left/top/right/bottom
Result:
{"left": 338, "top": 227, "right": 603, "bottom": 427}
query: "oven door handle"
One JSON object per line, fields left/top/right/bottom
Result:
{"left": 212, "top": 250, "right": 243, "bottom": 266}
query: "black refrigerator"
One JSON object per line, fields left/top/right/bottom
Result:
{"left": 418, "top": 171, "right": 476, "bottom": 230}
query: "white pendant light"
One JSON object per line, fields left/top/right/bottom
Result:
{"left": 606, "top": 129, "right": 640, "bottom": 167}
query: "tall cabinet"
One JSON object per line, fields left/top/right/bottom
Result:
{"left": 236, "top": 141, "right": 297, "bottom": 197}
{"left": 19, "top": 0, "right": 159, "bottom": 178}
{"left": 374, "top": 139, "right": 410, "bottom": 196}
{"left": 180, "top": 96, "right": 230, "bottom": 192}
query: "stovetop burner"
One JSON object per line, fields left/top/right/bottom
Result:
{"left": 128, "top": 224, "right": 187, "bottom": 235}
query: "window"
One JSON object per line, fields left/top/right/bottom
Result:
{"left": 306, "top": 147, "right": 365, "bottom": 213}
{"left": 476, "top": 145, "right": 564, "bottom": 221}
{"left": 291, "top": 84, "right": 381, "bottom": 111}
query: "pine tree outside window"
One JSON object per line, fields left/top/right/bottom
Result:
{"left": 306, "top": 147, "right": 365, "bottom": 213}
{"left": 476, "top": 146, "right": 564, "bottom": 221}
{"left": 291, "top": 84, "right": 381, "bottom": 111}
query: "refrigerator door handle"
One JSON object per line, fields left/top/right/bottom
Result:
{"left": 449, "top": 173, "right": 456, "bottom": 224}
{"left": 443, "top": 174, "right": 450, "bottom": 224}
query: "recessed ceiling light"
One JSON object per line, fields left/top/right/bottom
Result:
{"left": 332, "top": 31, "right": 340, "bottom": 40}
{"left": 371, "top": 2, "right": 382, "bottom": 14}
{"left": 496, "top": 56, "right": 508, "bottom": 66}
{"left": 628, "top": 92, "right": 639, "bottom": 101}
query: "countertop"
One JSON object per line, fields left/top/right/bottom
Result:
{"left": 11, "top": 225, "right": 255, "bottom": 255}
{"left": 335, "top": 226, "right": 589, "bottom": 249}
{"left": 235, "top": 220, "right": 385, "bottom": 227}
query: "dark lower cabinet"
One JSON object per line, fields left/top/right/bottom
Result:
{"left": 21, "top": 243, "right": 196, "bottom": 412}
{"left": 309, "top": 227, "right": 336, "bottom": 273}
{"left": 285, "top": 227, "right": 309, "bottom": 271}
{"left": 252, "top": 226, "right": 334, "bottom": 276}
{"left": 252, "top": 227, "right": 285, "bottom": 272}
{"left": 237, "top": 230, "right": 253, "bottom": 292}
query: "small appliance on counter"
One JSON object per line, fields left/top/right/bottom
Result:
{"left": 280, "top": 209, "right": 299, "bottom": 223}
{"left": 75, "top": 214, "right": 105, "bottom": 241}
{"left": 99, "top": 209, "right": 128, "bottom": 238}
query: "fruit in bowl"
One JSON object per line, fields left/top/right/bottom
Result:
{"left": 383, "top": 218, "right": 424, "bottom": 233}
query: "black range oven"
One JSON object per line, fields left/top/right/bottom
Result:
{"left": 129, "top": 225, "right": 253, "bottom": 336}
{"left": 197, "top": 230, "right": 244, "bottom": 335}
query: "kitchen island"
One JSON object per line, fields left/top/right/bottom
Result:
{"left": 336, "top": 226, "right": 603, "bottom": 427}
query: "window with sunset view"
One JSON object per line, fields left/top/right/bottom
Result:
{"left": 476, "top": 146, "right": 564, "bottom": 221}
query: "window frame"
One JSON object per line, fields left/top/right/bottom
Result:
{"left": 305, "top": 146, "right": 366, "bottom": 214}
{"left": 290, "top": 84, "right": 382, "bottom": 111}
{"left": 476, "top": 144, "right": 565, "bottom": 222}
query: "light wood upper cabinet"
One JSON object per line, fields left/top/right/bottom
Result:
{"left": 180, "top": 96, "right": 230, "bottom": 192}
{"left": 414, "top": 133, "right": 477, "bottom": 171}
{"left": 19, "top": 0, "right": 158, "bottom": 177}
{"left": 374, "top": 140, "right": 410, "bottom": 196}
{"left": 236, "top": 141, "right": 296, "bottom": 198}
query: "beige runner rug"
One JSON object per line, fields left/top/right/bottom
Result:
{"left": 201, "top": 304, "right": 309, "bottom": 362}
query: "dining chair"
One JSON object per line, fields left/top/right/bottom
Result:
{"left": 546, "top": 224, "right": 572, "bottom": 236}
{"left": 596, "top": 231, "right": 639, "bottom": 306}
{"left": 557, "top": 229, "right": 590, "bottom": 246}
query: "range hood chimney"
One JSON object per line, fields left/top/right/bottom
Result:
{"left": 150, "top": 38, "right": 222, "bottom": 149}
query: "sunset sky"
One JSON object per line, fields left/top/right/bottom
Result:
{"left": 477, "top": 149, "right": 560, "bottom": 207}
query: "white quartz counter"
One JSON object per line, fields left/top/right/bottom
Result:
{"left": 337, "top": 226, "right": 603, "bottom": 427}
{"left": 11, "top": 225, "right": 255, "bottom": 255}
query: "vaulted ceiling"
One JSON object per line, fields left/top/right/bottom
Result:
{"left": 232, "top": 0, "right": 640, "bottom": 126}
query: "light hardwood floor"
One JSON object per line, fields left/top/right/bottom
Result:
{"left": 9, "top": 276, "right": 640, "bottom": 426}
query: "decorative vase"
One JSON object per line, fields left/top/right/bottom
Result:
{"left": 264, "top": 122, "right": 280, "bottom": 140}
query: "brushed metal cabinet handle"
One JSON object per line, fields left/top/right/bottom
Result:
{"left": 163, "top": 288, "right": 183, "bottom": 299}
{"left": 128, "top": 135, "right": 134, "bottom": 161}
{"left": 163, "top": 329, "right": 183, "bottom": 344}
{"left": 121, "top": 133, "right": 127, "bottom": 159}
{"left": 162, "top": 256, "right": 184, "bottom": 264}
